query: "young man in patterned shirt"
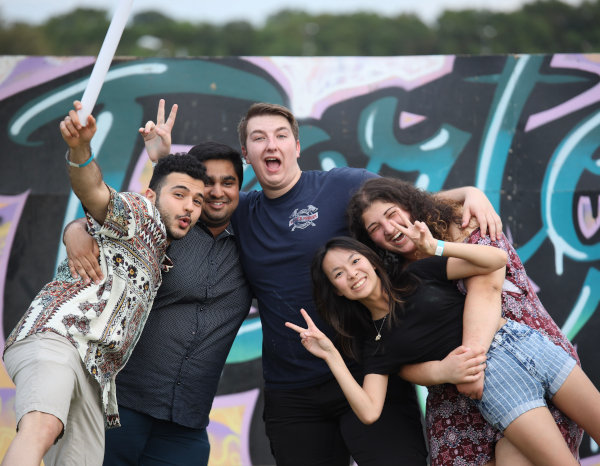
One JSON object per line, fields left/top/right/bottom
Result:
{"left": 1, "top": 102, "right": 207, "bottom": 466}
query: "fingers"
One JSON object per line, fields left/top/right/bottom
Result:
{"left": 68, "top": 259, "right": 80, "bottom": 280}
{"left": 156, "top": 99, "right": 165, "bottom": 124}
{"left": 300, "top": 308, "right": 316, "bottom": 327}
{"left": 284, "top": 321, "right": 306, "bottom": 334}
{"left": 488, "top": 213, "right": 502, "bottom": 242}
{"left": 139, "top": 120, "right": 156, "bottom": 137}
{"left": 165, "top": 103, "right": 178, "bottom": 129}
{"left": 462, "top": 208, "right": 474, "bottom": 229}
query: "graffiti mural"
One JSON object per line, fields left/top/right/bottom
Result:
{"left": 0, "top": 54, "right": 599, "bottom": 464}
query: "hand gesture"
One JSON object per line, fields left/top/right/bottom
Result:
{"left": 285, "top": 309, "right": 336, "bottom": 360}
{"left": 438, "top": 345, "right": 486, "bottom": 387}
{"left": 60, "top": 100, "right": 97, "bottom": 149}
{"left": 139, "top": 99, "right": 178, "bottom": 162}
{"left": 391, "top": 215, "right": 438, "bottom": 257}
{"left": 461, "top": 187, "right": 502, "bottom": 241}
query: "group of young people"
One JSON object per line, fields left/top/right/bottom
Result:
{"left": 2, "top": 97, "right": 598, "bottom": 466}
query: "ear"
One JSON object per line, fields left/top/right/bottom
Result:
{"left": 145, "top": 188, "right": 157, "bottom": 205}
{"left": 241, "top": 146, "right": 249, "bottom": 163}
{"left": 295, "top": 139, "right": 301, "bottom": 159}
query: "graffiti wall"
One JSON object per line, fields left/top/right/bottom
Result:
{"left": 0, "top": 54, "right": 599, "bottom": 464}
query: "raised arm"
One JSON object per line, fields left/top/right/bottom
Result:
{"left": 139, "top": 98, "right": 178, "bottom": 162}
{"left": 60, "top": 101, "right": 110, "bottom": 225}
{"left": 436, "top": 186, "right": 502, "bottom": 240}
{"left": 394, "top": 217, "right": 507, "bottom": 278}
{"left": 285, "top": 309, "right": 388, "bottom": 425}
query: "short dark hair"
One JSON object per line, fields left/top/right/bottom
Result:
{"left": 311, "top": 236, "right": 414, "bottom": 361}
{"left": 237, "top": 102, "right": 299, "bottom": 149}
{"left": 187, "top": 142, "right": 244, "bottom": 188}
{"left": 149, "top": 153, "right": 208, "bottom": 193}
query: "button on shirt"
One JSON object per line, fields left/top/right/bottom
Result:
{"left": 5, "top": 189, "right": 171, "bottom": 428}
{"left": 115, "top": 221, "right": 252, "bottom": 429}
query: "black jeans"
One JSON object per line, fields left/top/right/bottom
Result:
{"left": 263, "top": 375, "right": 427, "bottom": 466}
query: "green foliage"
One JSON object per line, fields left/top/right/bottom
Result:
{"left": 0, "top": 0, "right": 599, "bottom": 56}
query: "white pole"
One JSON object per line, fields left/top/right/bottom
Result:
{"left": 77, "top": 0, "right": 134, "bottom": 125}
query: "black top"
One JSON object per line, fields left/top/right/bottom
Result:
{"left": 363, "top": 256, "right": 464, "bottom": 375}
{"left": 115, "top": 221, "right": 252, "bottom": 429}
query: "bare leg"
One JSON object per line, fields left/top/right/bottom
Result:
{"left": 1, "top": 411, "right": 63, "bottom": 466}
{"left": 502, "top": 407, "right": 578, "bottom": 466}
{"left": 552, "top": 364, "right": 600, "bottom": 444}
{"left": 495, "top": 437, "right": 535, "bottom": 466}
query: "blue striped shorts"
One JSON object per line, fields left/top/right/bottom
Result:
{"left": 475, "top": 319, "right": 576, "bottom": 431}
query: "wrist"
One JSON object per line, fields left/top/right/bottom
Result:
{"left": 66, "top": 148, "right": 95, "bottom": 168}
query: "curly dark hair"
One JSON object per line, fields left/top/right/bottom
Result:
{"left": 311, "top": 236, "right": 416, "bottom": 361}
{"left": 346, "top": 177, "right": 463, "bottom": 278}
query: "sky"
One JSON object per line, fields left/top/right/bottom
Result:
{"left": 0, "top": 0, "right": 586, "bottom": 26}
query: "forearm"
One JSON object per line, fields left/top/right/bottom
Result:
{"left": 443, "top": 241, "right": 507, "bottom": 275}
{"left": 325, "top": 351, "right": 387, "bottom": 425}
{"left": 462, "top": 270, "right": 505, "bottom": 352}
{"left": 66, "top": 146, "right": 110, "bottom": 224}
{"left": 399, "top": 361, "right": 445, "bottom": 386}
{"left": 435, "top": 186, "right": 474, "bottom": 202}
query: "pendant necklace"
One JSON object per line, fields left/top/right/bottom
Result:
{"left": 373, "top": 314, "right": 388, "bottom": 341}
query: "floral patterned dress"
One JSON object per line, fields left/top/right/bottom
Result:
{"left": 425, "top": 229, "right": 583, "bottom": 466}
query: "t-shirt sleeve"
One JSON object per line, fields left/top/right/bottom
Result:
{"left": 87, "top": 189, "right": 158, "bottom": 241}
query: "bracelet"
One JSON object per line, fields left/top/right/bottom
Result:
{"left": 434, "top": 240, "right": 445, "bottom": 256}
{"left": 65, "top": 150, "right": 95, "bottom": 168}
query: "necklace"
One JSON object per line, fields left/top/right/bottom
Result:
{"left": 373, "top": 314, "right": 388, "bottom": 341}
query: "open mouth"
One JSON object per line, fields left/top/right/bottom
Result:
{"left": 390, "top": 231, "right": 405, "bottom": 243}
{"left": 265, "top": 157, "right": 281, "bottom": 171}
{"left": 178, "top": 217, "right": 191, "bottom": 228}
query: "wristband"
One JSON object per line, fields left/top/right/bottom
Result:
{"left": 434, "top": 240, "right": 445, "bottom": 256}
{"left": 65, "top": 150, "right": 95, "bottom": 168}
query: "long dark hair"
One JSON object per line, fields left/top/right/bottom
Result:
{"left": 311, "top": 237, "right": 415, "bottom": 360}
{"left": 347, "top": 177, "right": 463, "bottom": 276}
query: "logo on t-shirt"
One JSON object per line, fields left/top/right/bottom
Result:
{"left": 289, "top": 205, "right": 319, "bottom": 231}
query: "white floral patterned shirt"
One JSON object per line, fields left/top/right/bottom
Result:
{"left": 5, "top": 188, "right": 172, "bottom": 428}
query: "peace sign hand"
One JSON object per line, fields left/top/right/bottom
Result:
{"left": 285, "top": 309, "right": 336, "bottom": 360}
{"left": 139, "top": 98, "right": 178, "bottom": 162}
{"left": 390, "top": 216, "right": 438, "bottom": 257}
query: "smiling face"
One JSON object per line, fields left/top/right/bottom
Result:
{"left": 362, "top": 200, "right": 418, "bottom": 259}
{"left": 147, "top": 172, "right": 205, "bottom": 242}
{"left": 322, "top": 247, "right": 381, "bottom": 302}
{"left": 241, "top": 114, "right": 301, "bottom": 199}
{"left": 201, "top": 159, "right": 240, "bottom": 235}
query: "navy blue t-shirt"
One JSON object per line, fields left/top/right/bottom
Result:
{"left": 232, "top": 167, "right": 376, "bottom": 389}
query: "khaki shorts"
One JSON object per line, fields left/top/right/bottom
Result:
{"left": 3, "top": 332, "right": 105, "bottom": 466}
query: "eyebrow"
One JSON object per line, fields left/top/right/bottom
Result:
{"left": 367, "top": 206, "right": 395, "bottom": 231}
{"left": 169, "top": 185, "right": 205, "bottom": 199}
{"left": 329, "top": 252, "right": 357, "bottom": 275}
{"left": 249, "top": 126, "right": 290, "bottom": 136}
